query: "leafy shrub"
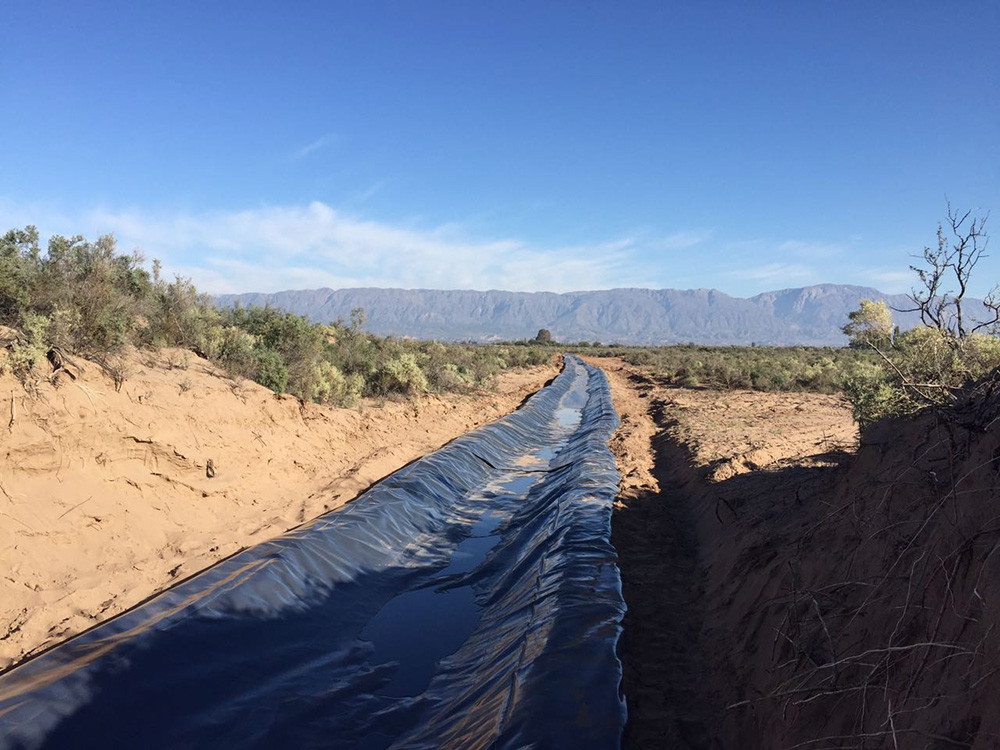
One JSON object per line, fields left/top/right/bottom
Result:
{"left": 253, "top": 347, "right": 289, "bottom": 393}
{"left": 2, "top": 312, "right": 50, "bottom": 377}
{"left": 842, "top": 299, "right": 894, "bottom": 349}
{"left": 839, "top": 328, "right": 1000, "bottom": 429}
{"left": 579, "top": 344, "right": 872, "bottom": 394}
{"left": 0, "top": 225, "right": 555, "bottom": 402}
{"left": 841, "top": 361, "right": 912, "bottom": 428}
{"left": 146, "top": 275, "right": 222, "bottom": 356}
{"left": 314, "top": 362, "right": 365, "bottom": 407}
{"left": 377, "top": 353, "right": 429, "bottom": 395}
{"left": 215, "top": 326, "right": 257, "bottom": 380}
{"left": 0, "top": 227, "right": 39, "bottom": 324}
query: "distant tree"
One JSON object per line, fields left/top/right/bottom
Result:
{"left": 899, "top": 202, "right": 998, "bottom": 338}
{"left": 0, "top": 226, "right": 40, "bottom": 323}
{"left": 350, "top": 307, "right": 367, "bottom": 331}
{"left": 534, "top": 328, "right": 552, "bottom": 343}
{"left": 843, "top": 299, "right": 894, "bottom": 349}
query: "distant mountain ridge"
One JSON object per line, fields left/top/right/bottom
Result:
{"left": 214, "top": 284, "right": 979, "bottom": 346}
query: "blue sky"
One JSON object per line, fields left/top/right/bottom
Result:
{"left": 2, "top": 1, "right": 997, "bottom": 296}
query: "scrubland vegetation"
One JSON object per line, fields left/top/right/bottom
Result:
{"left": 565, "top": 207, "right": 1000, "bottom": 431}
{"left": 572, "top": 343, "right": 874, "bottom": 393}
{"left": 3, "top": 203, "right": 997, "bottom": 430}
{"left": 838, "top": 206, "right": 999, "bottom": 428}
{"left": 0, "top": 226, "right": 551, "bottom": 405}
{"left": 566, "top": 325, "right": 998, "bottom": 430}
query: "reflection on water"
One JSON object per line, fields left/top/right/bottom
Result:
{"left": 555, "top": 407, "right": 582, "bottom": 429}
{"left": 496, "top": 475, "right": 535, "bottom": 495}
{"left": 324, "top": 363, "right": 592, "bottom": 707}
{"left": 359, "top": 473, "right": 540, "bottom": 698}
{"left": 360, "top": 583, "right": 478, "bottom": 697}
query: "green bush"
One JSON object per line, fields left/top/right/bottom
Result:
{"left": 253, "top": 347, "right": 289, "bottom": 393}
{"left": 0, "top": 227, "right": 39, "bottom": 324}
{"left": 838, "top": 328, "right": 1000, "bottom": 429}
{"left": 377, "top": 353, "right": 429, "bottom": 395}
{"left": 2, "top": 312, "right": 50, "bottom": 377}
{"left": 39, "top": 234, "right": 153, "bottom": 353}
{"left": 215, "top": 326, "right": 257, "bottom": 380}
{"left": 313, "top": 362, "right": 365, "bottom": 407}
{"left": 841, "top": 361, "right": 913, "bottom": 429}
{"left": 0, "top": 224, "right": 555, "bottom": 402}
{"left": 576, "top": 344, "right": 871, "bottom": 394}
{"left": 146, "top": 275, "right": 222, "bottom": 356}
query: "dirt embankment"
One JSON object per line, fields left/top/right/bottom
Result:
{"left": 717, "top": 382, "right": 1000, "bottom": 750}
{"left": 0, "top": 348, "right": 557, "bottom": 670}
{"left": 588, "top": 356, "right": 855, "bottom": 748}
{"left": 593, "top": 355, "right": 1000, "bottom": 749}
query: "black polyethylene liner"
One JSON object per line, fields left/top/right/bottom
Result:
{"left": 0, "top": 355, "right": 625, "bottom": 749}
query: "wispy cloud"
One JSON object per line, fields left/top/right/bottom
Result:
{"left": 777, "top": 240, "right": 845, "bottom": 260}
{"left": 649, "top": 230, "right": 713, "bottom": 251}
{"left": 856, "top": 269, "right": 914, "bottom": 294}
{"left": 292, "top": 133, "right": 339, "bottom": 160}
{"left": 5, "top": 197, "right": 910, "bottom": 296}
{"left": 7, "top": 201, "right": 668, "bottom": 294}
{"left": 726, "top": 262, "right": 815, "bottom": 283}
{"left": 348, "top": 179, "right": 391, "bottom": 206}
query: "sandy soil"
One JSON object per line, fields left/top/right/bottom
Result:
{"left": 586, "top": 356, "right": 858, "bottom": 748}
{"left": 0, "top": 348, "right": 557, "bottom": 670}
{"left": 608, "top": 362, "right": 856, "bottom": 479}
{"left": 592, "top": 355, "right": 1000, "bottom": 749}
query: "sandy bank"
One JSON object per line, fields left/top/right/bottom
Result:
{"left": 0, "top": 348, "right": 557, "bottom": 670}
{"left": 585, "top": 356, "right": 857, "bottom": 747}
{"left": 593, "top": 355, "right": 1000, "bottom": 749}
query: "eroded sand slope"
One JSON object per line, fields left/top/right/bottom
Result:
{"left": 0, "top": 348, "right": 557, "bottom": 669}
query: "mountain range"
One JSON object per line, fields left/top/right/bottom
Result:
{"left": 216, "top": 284, "right": 962, "bottom": 346}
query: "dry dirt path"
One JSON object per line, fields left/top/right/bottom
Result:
{"left": 0, "top": 349, "right": 558, "bottom": 670}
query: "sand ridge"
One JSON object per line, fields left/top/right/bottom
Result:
{"left": 0, "top": 348, "right": 557, "bottom": 670}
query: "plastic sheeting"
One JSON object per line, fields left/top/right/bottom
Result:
{"left": 0, "top": 355, "right": 625, "bottom": 749}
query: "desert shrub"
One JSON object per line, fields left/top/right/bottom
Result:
{"left": 35, "top": 234, "right": 153, "bottom": 354}
{"left": 0, "top": 225, "right": 558, "bottom": 403}
{"left": 222, "top": 305, "right": 327, "bottom": 400}
{"left": 894, "top": 326, "right": 961, "bottom": 384}
{"left": 2, "top": 312, "right": 50, "bottom": 377}
{"left": 841, "top": 361, "right": 913, "bottom": 428}
{"left": 963, "top": 332, "right": 1000, "bottom": 374}
{"left": 345, "top": 372, "right": 366, "bottom": 403}
{"left": 322, "top": 332, "right": 551, "bottom": 399}
{"left": 312, "top": 362, "right": 365, "bottom": 407}
{"left": 323, "top": 322, "right": 385, "bottom": 387}
{"left": 146, "top": 274, "right": 221, "bottom": 355}
{"left": 839, "top": 328, "right": 1000, "bottom": 429}
{"left": 503, "top": 345, "right": 550, "bottom": 368}
{"left": 376, "top": 353, "right": 429, "bottom": 395}
{"left": 253, "top": 347, "right": 289, "bottom": 393}
{"left": 581, "top": 344, "right": 870, "bottom": 394}
{"left": 435, "top": 362, "right": 473, "bottom": 390}
{"left": 45, "top": 307, "right": 80, "bottom": 351}
{"left": 842, "top": 298, "right": 893, "bottom": 348}
{"left": 214, "top": 326, "right": 257, "bottom": 380}
{"left": 837, "top": 205, "right": 1000, "bottom": 429}
{"left": 0, "top": 227, "right": 40, "bottom": 325}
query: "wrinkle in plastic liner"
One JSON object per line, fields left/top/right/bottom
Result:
{"left": 0, "top": 356, "right": 626, "bottom": 749}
